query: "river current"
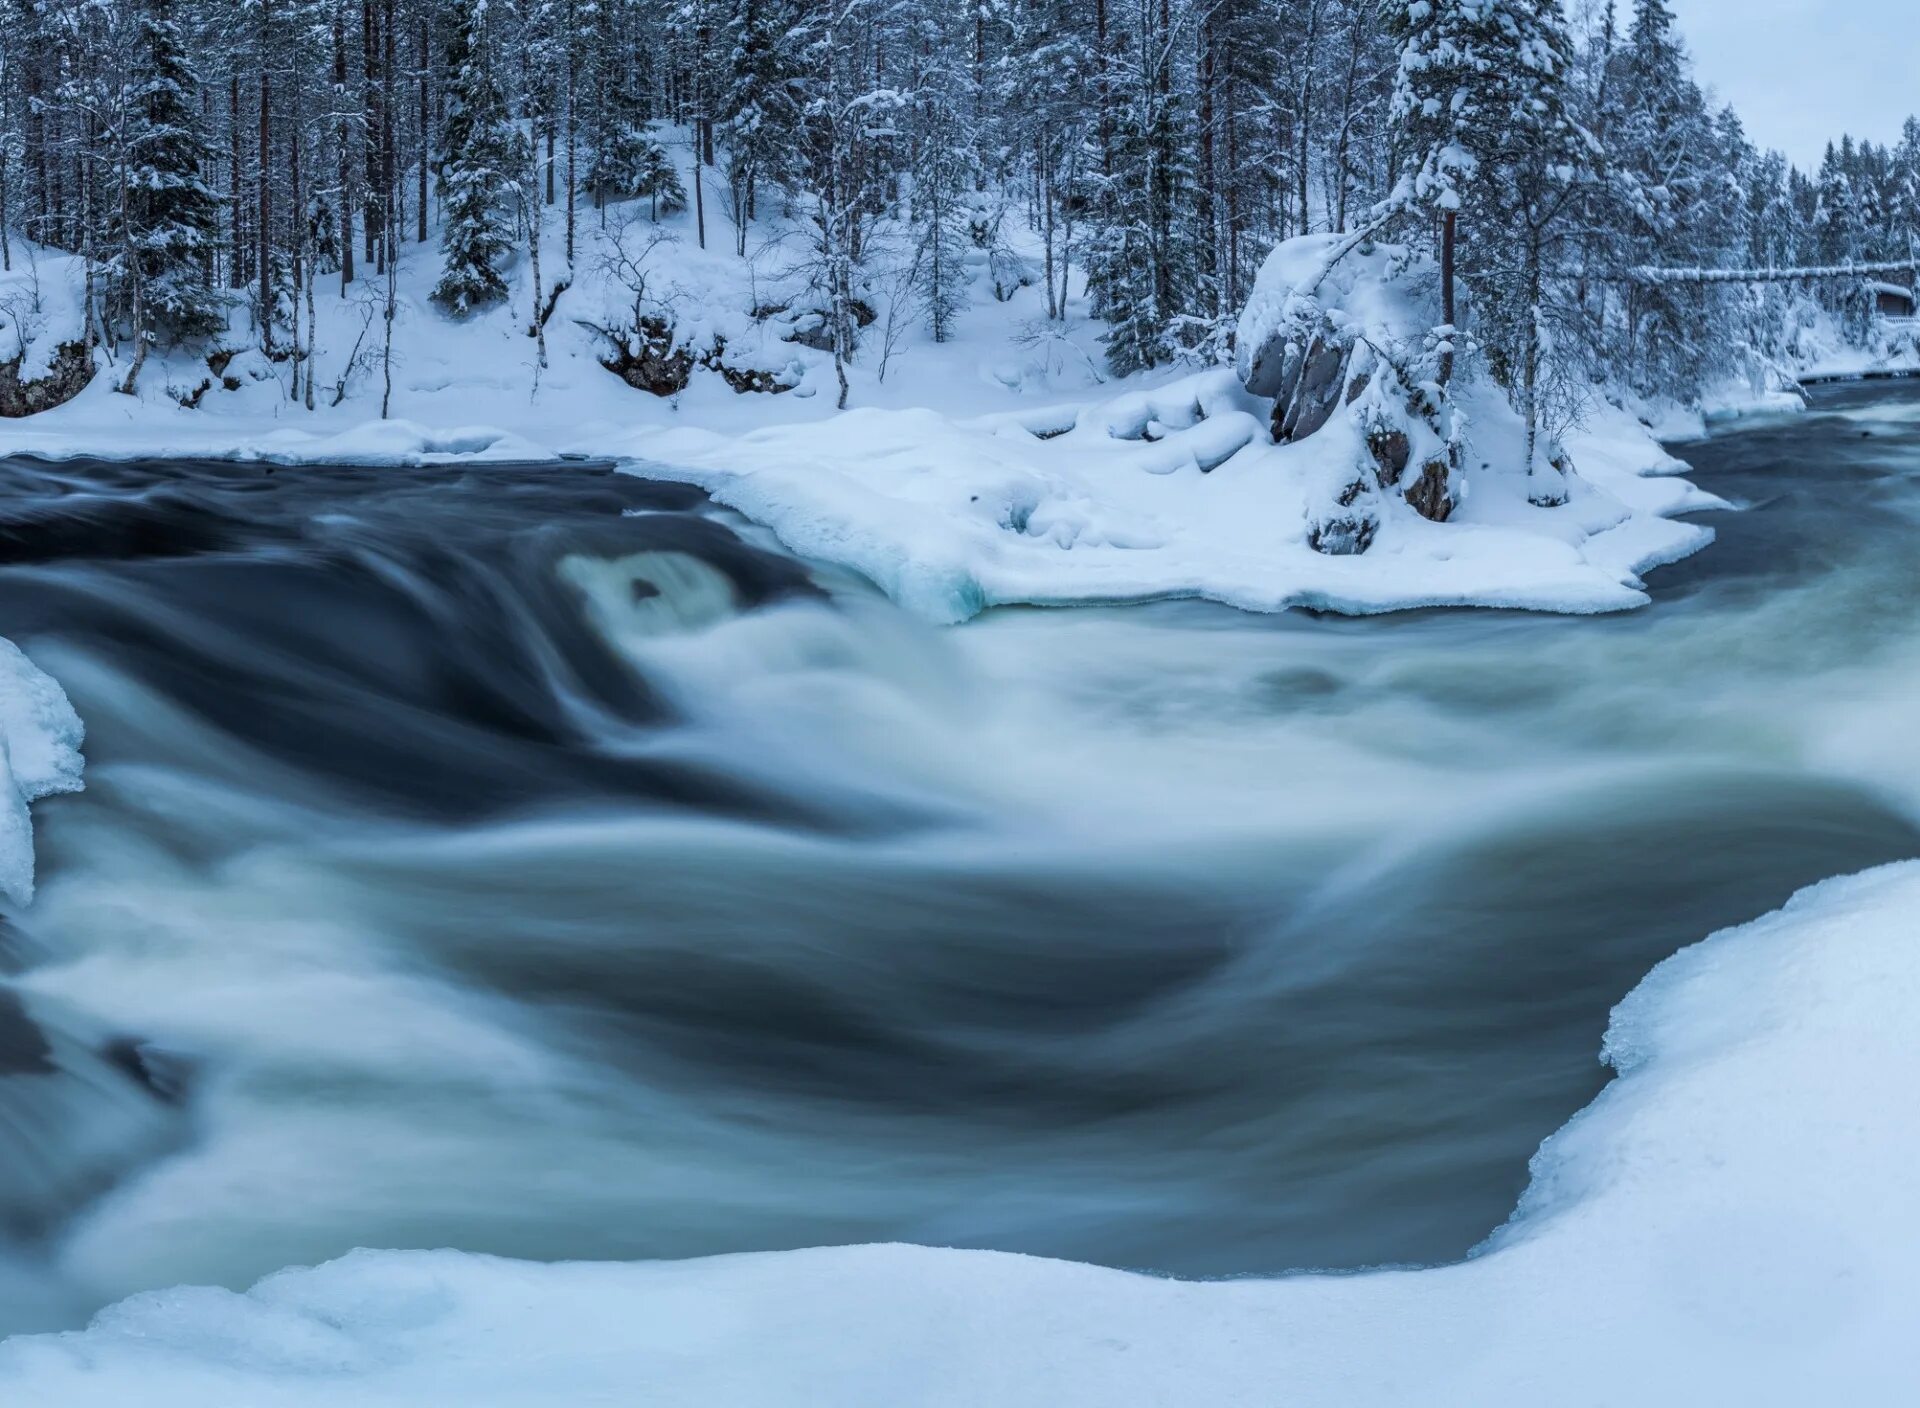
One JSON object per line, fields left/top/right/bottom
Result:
{"left": 3, "top": 382, "right": 1918, "bottom": 1332}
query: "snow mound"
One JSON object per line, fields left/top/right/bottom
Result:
{"left": 0, "top": 639, "right": 85, "bottom": 904}
{"left": 0, "top": 250, "right": 89, "bottom": 383}
{"left": 237, "top": 420, "right": 559, "bottom": 466}
{"left": 6, "top": 862, "right": 1918, "bottom": 1402}
{"left": 617, "top": 363, "right": 1721, "bottom": 624}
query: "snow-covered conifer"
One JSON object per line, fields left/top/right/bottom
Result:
{"left": 432, "top": 0, "right": 518, "bottom": 315}
{"left": 123, "top": 0, "right": 226, "bottom": 343}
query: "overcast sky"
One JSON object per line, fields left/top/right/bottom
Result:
{"left": 1669, "top": 0, "right": 1915, "bottom": 169}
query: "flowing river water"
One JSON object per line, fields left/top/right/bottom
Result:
{"left": 3, "top": 382, "right": 1919, "bottom": 1333}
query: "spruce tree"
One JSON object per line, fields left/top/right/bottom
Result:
{"left": 1477, "top": 0, "right": 1590, "bottom": 501}
{"left": 1385, "top": 0, "right": 1516, "bottom": 385}
{"left": 432, "top": 0, "right": 517, "bottom": 316}
{"left": 123, "top": 0, "right": 225, "bottom": 343}
{"left": 1085, "top": 1, "right": 1194, "bottom": 377}
{"left": 719, "top": 0, "right": 797, "bottom": 251}
{"left": 580, "top": 0, "right": 654, "bottom": 215}
{"left": 909, "top": 0, "right": 977, "bottom": 342}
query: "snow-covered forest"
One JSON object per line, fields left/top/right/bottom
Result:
{"left": 2, "top": 0, "right": 1917, "bottom": 427}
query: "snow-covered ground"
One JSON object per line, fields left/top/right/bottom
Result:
{"left": 3, "top": 860, "right": 1916, "bottom": 1404}
{"left": 4, "top": 190, "right": 1730, "bottom": 625}
{"left": 617, "top": 370, "right": 1718, "bottom": 623}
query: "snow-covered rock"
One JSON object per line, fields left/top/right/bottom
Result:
{"left": 7, "top": 862, "right": 1919, "bottom": 1404}
{"left": 0, "top": 639, "right": 85, "bottom": 904}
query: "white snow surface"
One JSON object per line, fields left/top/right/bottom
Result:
{"left": 616, "top": 367, "right": 1720, "bottom": 624}
{"left": 5, "top": 861, "right": 1919, "bottom": 1403}
{"left": 5, "top": 186, "right": 1723, "bottom": 624}
{"left": 0, "top": 639, "right": 85, "bottom": 904}
{"left": 598, "top": 233, "right": 1720, "bottom": 623}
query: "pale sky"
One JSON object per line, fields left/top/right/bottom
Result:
{"left": 1670, "top": 0, "right": 1916, "bottom": 169}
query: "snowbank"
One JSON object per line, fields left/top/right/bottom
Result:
{"left": 0, "top": 639, "right": 85, "bottom": 904}
{"left": 6, "top": 862, "right": 1918, "bottom": 1403}
{"left": 613, "top": 366, "right": 1720, "bottom": 624}
{"left": 0, "top": 249, "right": 89, "bottom": 384}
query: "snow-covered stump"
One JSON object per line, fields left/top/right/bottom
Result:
{"left": 1235, "top": 237, "right": 1461, "bottom": 554}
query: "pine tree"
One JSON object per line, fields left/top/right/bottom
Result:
{"left": 123, "top": 0, "right": 226, "bottom": 344}
{"left": 433, "top": 0, "right": 517, "bottom": 315}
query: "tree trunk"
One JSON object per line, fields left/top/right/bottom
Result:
{"left": 693, "top": 145, "right": 706, "bottom": 249}
{"left": 291, "top": 98, "right": 304, "bottom": 400}
{"left": 231, "top": 75, "right": 246, "bottom": 288}
{"left": 364, "top": 0, "right": 382, "bottom": 269}
{"left": 1295, "top": 0, "right": 1321, "bottom": 238}
{"left": 1438, "top": 208, "right": 1456, "bottom": 386}
{"left": 1197, "top": 9, "right": 1217, "bottom": 314}
{"left": 336, "top": 0, "right": 354, "bottom": 289}
{"left": 383, "top": 0, "right": 396, "bottom": 261}
{"left": 565, "top": 3, "right": 576, "bottom": 267}
{"left": 418, "top": 12, "right": 430, "bottom": 242}
{"left": 381, "top": 0, "right": 397, "bottom": 419}
{"left": 260, "top": 69, "right": 272, "bottom": 354}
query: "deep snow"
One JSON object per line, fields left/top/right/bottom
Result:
{"left": 4, "top": 862, "right": 1918, "bottom": 1404}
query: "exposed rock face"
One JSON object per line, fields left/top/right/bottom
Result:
{"left": 1309, "top": 478, "right": 1380, "bottom": 555}
{"left": 0, "top": 341, "right": 94, "bottom": 417}
{"left": 1236, "top": 235, "right": 1475, "bottom": 556}
{"left": 599, "top": 317, "right": 697, "bottom": 396}
{"left": 782, "top": 300, "right": 876, "bottom": 354}
{"left": 1366, "top": 429, "right": 1411, "bottom": 487}
{"left": 713, "top": 362, "right": 792, "bottom": 395}
{"left": 1404, "top": 458, "right": 1455, "bottom": 522}
{"left": 1263, "top": 320, "right": 1369, "bottom": 444}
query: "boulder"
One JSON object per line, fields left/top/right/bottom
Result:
{"left": 0, "top": 341, "right": 94, "bottom": 417}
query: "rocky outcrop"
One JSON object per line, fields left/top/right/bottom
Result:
{"left": 1308, "top": 477, "right": 1380, "bottom": 556}
{"left": 1260, "top": 316, "right": 1370, "bottom": 445}
{"left": 0, "top": 341, "right": 94, "bottom": 417}
{"left": 782, "top": 299, "right": 876, "bottom": 354}
{"left": 597, "top": 316, "right": 698, "bottom": 395}
{"left": 1403, "top": 458, "right": 1455, "bottom": 522}
{"left": 1236, "top": 235, "right": 1472, "bottom": 555}
{"left": 590, "top": 315, "right": 797, "bottom": 398}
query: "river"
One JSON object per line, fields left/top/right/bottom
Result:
{"left": 2, "top": 381, "right": 1918, "bottom": 1333}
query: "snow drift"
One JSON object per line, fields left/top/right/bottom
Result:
{"left": 0, "top": 639, "right": 85, "bottom": 905}
{"left": 5, "top": 861, "right": 1918, "bottom": 1404}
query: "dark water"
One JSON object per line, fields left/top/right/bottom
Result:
{"left": 3, "top": 385, "right": 1919, "bottom": 1332}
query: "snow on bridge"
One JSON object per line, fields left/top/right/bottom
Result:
{"left": 1622, "top": 257, "right": 1920, "bottom": 288}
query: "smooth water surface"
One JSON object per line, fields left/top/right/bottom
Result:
{"left": 3, "top": 383, "right": 1919, "bottom": 1332}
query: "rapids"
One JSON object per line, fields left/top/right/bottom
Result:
{"left": 3, "top": 383, "right": 1919, "bottom": 1332}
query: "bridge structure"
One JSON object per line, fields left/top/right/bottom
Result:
{"left": 1622, "top": 258, "right": 1920, "bottom": 290}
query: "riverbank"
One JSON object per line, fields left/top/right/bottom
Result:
{"left": 0, "top": 220, "right": 1735, "bottom": 626}
{"left": 4, "top": 384, "right": 1920, "bottom": 1391}
{"left": 5, "top": 858, "right": 1918, "bottom": 1405}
